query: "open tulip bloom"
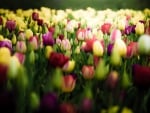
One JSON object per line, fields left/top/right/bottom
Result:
{"left": 0, "top": 7, "right": 150, "bottom": 113}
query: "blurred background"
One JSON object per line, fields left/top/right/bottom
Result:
{"left": 0, "top": 0, "right": 150, "bottom": 10}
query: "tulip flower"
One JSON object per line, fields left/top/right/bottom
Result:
{"left": 25, "top": 29, "right": 33, "bottom": 40}
{"left": 107, "top": 43, "right": 114, "bottom": 56}
{"left": 138, "top": 34, "right": 150, "bottom": 55}
{"left": 18, "top": 31, "right": 26, "bottom": 41}
{"left": 92, "top": 40, "right": 104, "bottom": 56}
{"left": 0, "top": 39, "right": 12, "bottom": 51}
{"left": 16, "top": 41, "right": 27, "bottom": 53}
{"left": 45, "top": 46, "right": 53, "bottom": 59}
{"left": 32, "top": 12, "right": 39, "bottom": 21}
{"left": 135, "top": 22, "right": 144, "bottom": 35}
{"left": 61, "top": 74, "right": 76, "bottom": 92}
{"left": 77, "top": 28, "right": 86, "bottom": 41}
{"left": 30, "top": 92, "right": 40, "bottom": 110}
{"left": 101, "top": 23, "right": 111, "bottom": 34}
{"left": 42, "top": 31, "right": 55, "bottom": 46}
{"left": 14, "top": 52, "right": 25, "bottom": 64}
{"left": 132, "top": 64, "right": 150, "bottom": 88}
{"left": 59, "top": 102, "right": 76, "bottom": 113}
{"left": 106, "top": 71, "right": 119, "bottom": 89}
{"left": 28, "top": 36, "right": 39, "bottom": 50}
{"left": 126, "top": 42, "right": 138, "bottom": 58}
{"left": 110, "top": 29, "right": 122, "bottom": 43}
{"left": 5, "top": 20, "right": 16, "bottom": 32}
{"left": 49, "top": 52, "right": 69, "bottom": 68}
{"left": 81, "top": 65, "right": 94, "bottom": 79}
{"left": 124, "top": 25, "right": 135, "bottom": 35}
{"left": 62, "top": 60, "right": 75, "bottom": 72}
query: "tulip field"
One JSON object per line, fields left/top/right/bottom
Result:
{"left": 0, "top": 7, "right": 150, "bottom": 113}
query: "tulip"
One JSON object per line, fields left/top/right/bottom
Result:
{"left": 61, "top": 74, "right": 76, "bottom": 92}
{"left": 49, "top": 52, "right": 69, "bottom": 68}
{"left": 77, "top": 28, "right": 85, "bottom": 41}
{"left": 107, "top": 43, "right": 114, "bottom": 56}
{"left": 18, "top": 31, "right": 26, "bottom": 41}
{"left": 32, "top": 12, "right": 39, "bottom": 21}
{"left": 14, "top": 52, "right": 25, "bottom": 64}
{"left": 110, "top": 29, "right": 122, "bottom": 43}
{"left": 138, "top": 34, "right": 150, "bottom": 55}
{"left": 82, "top": 38, "right": 95, "bottom": 52}
{"left": 101, "top": 23, "right": 111, "bottom": 34}
{"left": 25, "top": 29, "right": 33, "bottom": 40}
{"left": 92, "top": 40, "right": 104, "bottom": 56}
{"left": 45, "top": 45, "right": 53, "bottom": 59}
{"left": 37, "top": 19, "right": 43, "bottom": 26}
{"left": 16, "top": 41, "right": 27, "bottom": 53}
{"left": 110, "top": 47, "right": 122, "bottom": 66}
{"left": 135, "top": 22, "right": 144, "bottom": 35}
{"left": 132, "top": 64, "right": 150, "bottom": 88}
{"left": 62, "top": 60, "right": 75, "bottom": 72}
{"left": 121, "top": 107, "right": 133, "bottom": 113}
{"left": 113, "top": 39, "right": 127, "bottom": 57}
{"left": 95, "top": 59, "right": 109, "bottom": 80}
{"left": 42, "top": 31, "right": 55, "bottom": 46}
{"left": 117, "top": 19, "right": 126, "bottom": 30}
{"left": 7, "top": 56, "right": 21, "bottom": 79}
{"left": 11, "top": 34, "right": 17, "bottom": 45}
{"left": 28, "top": 36, "right": 39, "bottom": 50}
{"left": 39, "top": 92, "right": 59, "bottom": 113}
{"left": 82, "top": 65, "right": 94, "bottom": 79}
{"left": 0, "top": 39, "right": 12, "bottom": 51}
{"left": 59, "top": 102, "right": 76, "bottom": 113}
{"left": 5, "top": 20, "right": 16, "bottom": 32}
{"left": 61, "top": 39, "right": 71, "bottom": 50}
{"left": 79, "top": 98, "right": 93, "bottom": 113}
{"left": 126, "top": 42, "right": 138, "bottom": 58}
{"left": 48, "top": 26, "right": 55, "bottom": 35}
{"left": 30, "top": 92, "right": 40, "bottom": 110}
{"left": 106, "top": 71, "right": 119, "bottom": 89}
{"left": 124, "top": 25, "right": 135, "bottom": 35}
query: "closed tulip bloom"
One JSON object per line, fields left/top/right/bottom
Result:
{"left": 42, "top": 32, "right": 55, "bottom": 46}
{"left": 5, "top": 20, "right": 16, "bottom": 32}
{"left": 82, "top": 65, "right": 94, "bottom": 79}
{"left": 16, "top": 41, "right": 27, "bottom": 53}
{"left": 92, "top": 40, "right": 104, "bottom": 56}
{"left": 110, "top": 29, "right": 122, "bottom": 43}
{"left": 135, "top": 22, "right": 145, "bottom": 35}
{"left": 29, "top": 36, "right": 39, "bottom": 50}
{"left": 0, "top": 39, "right": 12, "bottom": 51}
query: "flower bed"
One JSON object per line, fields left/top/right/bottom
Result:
{"left": 0, "top": 7, "right": 150, "bottom": 113}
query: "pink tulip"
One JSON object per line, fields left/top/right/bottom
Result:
{"left": 82, "top": 65, "right": 94, "bottom": 79}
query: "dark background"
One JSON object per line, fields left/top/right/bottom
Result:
{"left": 0, "top": 0, "right": 150, "bottom": 10}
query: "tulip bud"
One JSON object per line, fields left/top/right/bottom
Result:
{"left": 5, "top": 20, "right": 16, "bottom": 32}
{"left": 11, "top": 34, "right": 17, "bottom": 45}
{"left": 14, "top": 52, "right": 25, "bottom": 64}
{"left": 121, "top": 70, "right": 132, "bottom": 89}
{"left": 106, "top": 71, "right": 119, "bottom": 89}
{"left": 45, "top": 45, "right": 53, "bottom": 59}
{"left": 101, "top": 23, "right": 111, "bottom": 34}
{"left": 59, "top": 102, "right": 76, "bottom": 113}
{"left": 62, "top": 60, "right": 75, "bottom": 72}
{"left": 121, "top": 107, "right": 133, "bottom": 113}
{"left": 92, "top": 40, "right": 104, "bottom": 56}
{"left": 117, "top": 19, "right": 126, "bottom": 30}
{"left": 0, "top": 39, "right": 12, "bottom": 51}
{"left": 29, "top": 50, "right": 35, "bottom": 64}
{"left": 16, "top": 41, "right": 27, "bottom": 53}
{"left": 138, "top": 34, "right": 150, "bottom": 55}
{"left": 0, "top": 35, "right": 4, "bottom": 41}
{"left": 61, "top": 75, "right": 76, "bottom": 92}
{"left": 30, "top": 92, "right": 40, "bottom": 110}
{"left": 135, "top": 22, "right": 144, "bottom": 35}
{"left": 7, "top": 56, "right": 20, "bottom": 79}
{"left": 25, "top": 29, "right": 33, "bottom": 40}
{"left": 113, "top": 39, "right": 127, "bottom": 57}
{"left": 0, "top": 47, "right": 11, "bottom": 66}
{"left": 28, "top": 36, "right": 39, "bottom": 50}
{"left": 110, "top": 29, "right": 122, "bottom": 43}
{"left": 82, "top": 65, "right": 94, "bottom": 79}
{"left": 52, "top": 68, "right": 63, "bottom": 89}
{"left": 110, "top": 48, "right": 122, "bottom": 66}
{"left": 95, "top": 59, "right": 109, "bottom": 80}
{"left": 18, "top": 31, "right": 25, "bottom": 41}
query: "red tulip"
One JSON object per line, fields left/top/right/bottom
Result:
{"left": 82, "top": 38, "right": 96, "bottom": 52}
{"left": 132, "top": 64, "right": 150, "bottom": 88}
{"left": 49, "top": 52, "right": 69, "bottom": 68}
{"left": 61, "top": 75, "right": 76, "bottom": 92}
{"left": 0, "top": 16, "right": 3, "bottom": 25}
{"left": 101, "top": 23, "right": 111, "bottom": 34}
{"left": 82, "top": 65, "right": 94, "bottom": 79}
{"left": 59, "top": 102, "right": 76, "bottom": 113}
{"left": 32, "top": 12, "right": 39, "bottom": 21}
{"left": 126, "top": 42, "right": 138, "bottom": 58}
{"left": 48, "top": 26, "right": 55, "bottom": 35}
{"left": 5, "top": 20, "right": 16, "bottom": 32}
{"left": 37, "top": 19, "right": 43, "bottom": 26}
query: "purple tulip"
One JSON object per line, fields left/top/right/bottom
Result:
{"left": 107, "top": 43, "right": 114, "bottom": 56}
{"left": 42, "top": 32, "right": 55, "bottom": 46}
{"left": 124, "top": 25, "right": 135, "bottom": 35}
{"left": 38, "top": 92, "right": 59, "bottom": 113}
{"left": 0, "top": 40, "right": 12, "bottom": 51}
{"left": 5, "top": 20, "right": 16, "bottom": 32}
